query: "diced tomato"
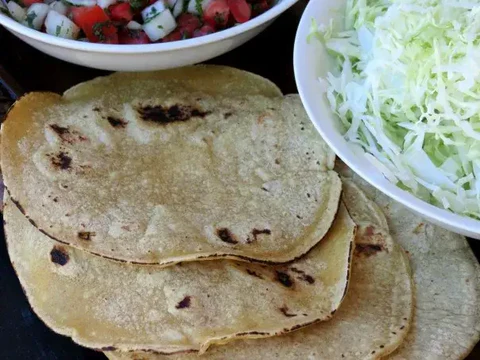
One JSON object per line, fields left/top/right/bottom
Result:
{"left": 109, "top": 3, "right": 133, "bottom": 22}
{"left": 118, "top": 29, "right": 150, "bottom": 44}
{"left": 227, "top": 0, "right": 251, "bottom": 23}
{"left": 203, "top": 0, "right": 230, "bottom": 28}
{"left": 161, "top": 30, "right": 183, "bottom": 42}
{"left": 71, "top": 6, "right": 119, "bottom": 44}
{"left": 177, "top": 13, "right": 201, "bottom": 35}
{"left": 193, "top": 24, "right": 215, "bottom": 37}
{"left": 251, "top": 0, "right": 268, "bottom": 16}
{"left": 22, "top": 0, "right": 42, "bottom": 6}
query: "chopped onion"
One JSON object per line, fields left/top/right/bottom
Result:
{"left": 126, "top": 20, "right": 142, "bottom": 30}
{"left": 45, "top": 10, "right": 80, "bottom": 39}
{"left": 97, "top": 0, "right": 116, "bottom": 9}
{"left": 172, "top": 0, "right": 184, "bottom": 17}
{"left": 187, "top": 0, "right": 211, "bottom": 16}
{"left": 24, "top": 3, "right": 49, "bottom": 30}
{"left": 7, "top": 1, "right": 26, "bottom": 22}
{"left": 142, "top": 8, "right": 176, "bottom": 41}
{"left": 166, "top": 0, "right": 176, "bottom": 8}
{"left": 49, "top": 1, "right": 68, "bottom": 16}
{"left": 142, "top": 0, "right": 167, "bottom": 23}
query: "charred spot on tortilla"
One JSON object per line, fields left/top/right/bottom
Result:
{"left": 49, "top": 124, "right": 87, "bottom": 143}
{"left": 290, "top": 267, "right": 315, "bottom": 284}
{"left": 107, "top": 116, "right": 128, "bottom": 128}
{"left": 413, "top": 222, "right": 424, "bottom": 234}
{"left": 101, "top": 346, "right": 117, "bottom": 351}
{"left": 247, "top": 228, "right": 271, "bottom": 244}
{"left": 235, "top": 331, "right": 269, "bottom": 336}
{"left": 175, "top": 296, "right": 191, "bottom": 309}
{"left": 50, "top": 124, "right": 70, "bottom": 136}
{"left": 279, "top": 305, "right": 297, "bottom": 317}
{"left": 355, "top": 244, "right": 384, "bottom": 256}
{"left": 216, "top": 228, "right": 238, "bottom": 244}
{"left": 276, "top": 271, "right": 294, "bottom": 288}
{"left": 49, "top": 152, "right": 72, "bottom": 170}
{"left": 138, "top": 104, "right": 210, "bottom": 124}
{"left": 50, "top": 246, "right": 69, "bottom": 266}
{"left": 224, "top": 112, "right": 233, "bottom": 119}
{"left": 78, "top": 231, "right": 95, "bottom": 241}
{"left": 246, "top": 269, "right": 263, "bottom": 279}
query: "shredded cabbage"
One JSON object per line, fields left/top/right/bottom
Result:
{"left": 310, "top": 0, "right": 480, "bottom": 219}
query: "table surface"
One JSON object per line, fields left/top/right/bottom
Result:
{"left": 1, "top": 1, "right": 479, "bottom": 359}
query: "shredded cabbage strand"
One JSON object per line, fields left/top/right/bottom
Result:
{"left": 311, "top": 0, "right": 480, "bottom": 218}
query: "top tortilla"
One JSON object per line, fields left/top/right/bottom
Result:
{"left": 1, "top": 68, "right": 339, "bottom": 265}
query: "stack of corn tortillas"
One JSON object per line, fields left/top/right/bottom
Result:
{"left": 1, "top": 66, "right": 479, "bottom": 360}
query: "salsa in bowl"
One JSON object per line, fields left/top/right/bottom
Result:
{"left": 1, "top": 0, "right": 274, "bottom": 44}
{"left": 0, "top": 0, "right": 298, "bottom": 70}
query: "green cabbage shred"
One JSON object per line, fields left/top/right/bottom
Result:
{"left": 311, "top": 0, "right": 480, "bottom": 219}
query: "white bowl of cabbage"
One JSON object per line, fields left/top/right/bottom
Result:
{"left": 294, "top": 0, "right": 480, "bottom": 238}
{"left": 0, "top": 0, "right": 297, "bottom": 71}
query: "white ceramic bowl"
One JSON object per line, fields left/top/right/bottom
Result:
{"left": 294, "top": 0, "right": 480, "bottom": 238}
{"left": 0, "top": 0, "right": 297, "bottom": 71}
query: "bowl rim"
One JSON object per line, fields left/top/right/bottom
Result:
{"left": 0, "top": 0, "right": 298, "bottom": 53}
{"left": 293, "top": 0, "right": 480, "bottom": 237}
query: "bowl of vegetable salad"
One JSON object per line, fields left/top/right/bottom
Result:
{"left": 0, "top": 0, "right": 297, "bottom": 70}
{"left": 294, "top": 0, "right": 480, "bottom": 238}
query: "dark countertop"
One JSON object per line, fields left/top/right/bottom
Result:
{"left": 0, "top": 1, "right": 479, "bottom": 358}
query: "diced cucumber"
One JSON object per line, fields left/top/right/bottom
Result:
{"left": 45, "top": 10, "right": 80, "bottom": 39}
{"left": 142, "top": 8, "right": 176, "bottom": 41}
{"left": 7, "top": 1, "right": 26, "bottom": 22}
{"left": 24, "top": 3, "right": 49, "bottom": 30}
{"left": 48, "top": 1, "right": 68, "bottom": 16}
{"left": 141, "top": 0, "right": 167, "bottom": 23}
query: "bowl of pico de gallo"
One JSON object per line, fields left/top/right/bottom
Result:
{"left": 0, "top": 0, "right": 297, "bottom": 70}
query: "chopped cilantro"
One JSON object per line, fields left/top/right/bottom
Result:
{"left": 130, "top": 0, "right": 147, "bottom": 10}
{"left": 0, "top": 6, "right": 10, "bottom": 17}
{"left": 55, "top": 24, "right": 62, "bottom": 36}
{"left": 25, "top": 11, "right": 37, "bottom": 28}
{"left": 61, "top": 0, "right": 81, "bottom": 6}
{"left": 214, "top": 12, "right": 224, "bottom": 25}
{"left": 144, "top": 8, "right": 160, "bottom": 24}
{"left": 195, "top": 0, "right": 203, "bottom": 16}
{"left": 157, "top": 25, "right": 163, "bottom": 29}
{"left": 92, "top": 21, "right": 109, "bottom": 41}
